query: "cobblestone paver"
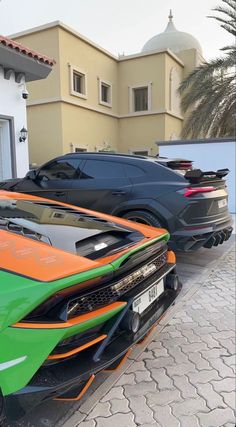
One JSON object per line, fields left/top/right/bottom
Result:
{"left": 75, "top": 247, "right": 235, "bottom": 426}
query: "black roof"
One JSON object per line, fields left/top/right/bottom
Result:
{"left": 65, "top": 152, "right": 148, "bottom": 160}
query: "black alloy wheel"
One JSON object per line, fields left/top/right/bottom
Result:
{"left": 123, "top": 210, "right": 162, "bottom": 227}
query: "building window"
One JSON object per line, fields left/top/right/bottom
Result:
{"left": 99, "top": 79, "right": 112, "bottom": 107}
{"left": 101, "top": 84, "right": 109, "bottom": 103}
{"left": 73, "top": 72, "right": 84, "bottom": 94}
{"left": 70, "top": 65, "right": 87, "bottom": 99}
{"left": 129, "top": 83, "right": 152, "bottom": 113}
{"left": 133, "top": 87, "right": 148, "bottom": 111}
{"left": 74, "top": 147, "right": 87, "bottom": 152}
{"left": 132, "top": 150, "right": 149, "bottom": 156}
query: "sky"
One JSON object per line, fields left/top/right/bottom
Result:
{"left": 0, "top": 0, "right": 233, "bottom": 60}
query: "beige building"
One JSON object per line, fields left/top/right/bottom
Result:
{"left": 11, "top": 12, "right": 203, "bottom": 167}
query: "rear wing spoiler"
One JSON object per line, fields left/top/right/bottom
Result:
{"left": 185, "top": 168, "right": 229, "bottom": 183}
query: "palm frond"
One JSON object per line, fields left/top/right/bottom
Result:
{"left": 180, "top": 70, "right": 236, "bottom": 138}
{"left": 208, "top": 0, "right": 236, "bottom": 36}
{"left": 213, "top": 0, "right": 236, "bottom": 15}
{"left": 221, "top": 0, "right": 236, "bottom": 8}
{"left": 214, "top": 21, "right": 236, "bottom": 36}
{"left": 210, "top": 7, "right": 236, "bottom": 20}
{"left": 178, "top": 55, "right": 235, "bottom": 95}
{"left": 207, "top": 16, "right": 236, "bottom": 36}
{"left": 207, "top": 7, "right": 235, "bottom": 24}
{"left": 178, "top": 0, "right": 236, "bottom": 138}
{"left": 215, "top": 0, "right": 236, "bottom": 11}
{"left": 221, "top": 44, "right": 236, "bottom": 50}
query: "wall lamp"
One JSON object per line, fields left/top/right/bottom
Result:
{"left": 19, "top": 127, "right": 28, "bottom": 143}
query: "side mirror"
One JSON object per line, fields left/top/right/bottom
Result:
{"left": 26, "top": 169, "right": 37, "bottom": 180}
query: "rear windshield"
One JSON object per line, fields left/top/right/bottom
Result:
{"left": 0, "top": 199, "right": 141, "bottom": 257}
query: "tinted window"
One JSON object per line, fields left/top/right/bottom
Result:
{"left": 125, "top": 164, "right": 146, "bottom": 177}
{"left": 81, "top": 160, "right": 124, "bottom": 179}
{"left": 37, "top": 159, "right": 82, "bottom": 180}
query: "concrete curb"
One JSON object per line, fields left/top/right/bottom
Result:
{"left": 60, "top": 242, "right": 235, "bottom": 427}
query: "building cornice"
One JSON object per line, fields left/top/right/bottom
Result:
{"left": 9, "top": 21, "right": 184, "bottom": 67}
{"left": 118, "top": 48, "right": 184, "bottom": 67}
{"left": 9, "top": 21, "right": 118, "bottom": 61}
{"left": 27, "top": 97, "right": 183, "bottom": 120}
{"left": 120, "top": 109, "right": 183, "bottom": 120}
{"left": 27, "top": 97, "right": 119, "bottom": 118}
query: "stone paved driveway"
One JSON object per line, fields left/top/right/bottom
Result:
{"left": 69, "top": 246, "right": 236, "bottom": 427}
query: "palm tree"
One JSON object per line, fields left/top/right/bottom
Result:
{"left": 179, "top": 0, "right": 236, "bottom": 139}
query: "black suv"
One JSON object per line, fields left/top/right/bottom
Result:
{"left": 0, "top": 153, "right": 232, "bottom": 251}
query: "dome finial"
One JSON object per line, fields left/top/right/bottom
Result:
{"left": 169, "top": 9, "right": 173, "bottom": 22}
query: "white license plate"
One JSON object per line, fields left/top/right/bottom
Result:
{"left": 218, "top": 199, "right": 227, "bottom": 209}
{"left": 132, "top": 279, "right": 164, "bottom": 314}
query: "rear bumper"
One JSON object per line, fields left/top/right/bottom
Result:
{"left": 170, "top": 216, "right": 233, "bottom": 251}
{"left": 3, "top": 267, "right": 181, "bottom": 421}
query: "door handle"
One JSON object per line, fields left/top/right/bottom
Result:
{"left": 111, "top": 190, "right": 126, "bottom": 196}
{"left": 54, "top": 191, "right": 66, "bottom": 197}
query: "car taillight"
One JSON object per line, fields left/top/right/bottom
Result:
{"left": 167, "top": 161, "right": 193, "bottom": 170}
{"left": 184, "top": 186, "right": 216, "bottom": 197}
{"left": 22, "top": 275, "right": 111, "bottom": 321}
{"left": 177, "top": 162, "right": 193, "bottom": 170}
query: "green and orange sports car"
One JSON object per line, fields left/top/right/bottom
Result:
{"left": 0, "top": 191, "right": 181, "bottom": 421}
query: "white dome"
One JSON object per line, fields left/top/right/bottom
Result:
{"left": 142, "top": 11, "right": 202, "bottom": 55}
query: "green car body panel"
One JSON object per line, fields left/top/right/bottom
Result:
{"left": 0, "top": 233, "right": 169, "bottom": 397}
{"left": 0, "top": 191, "right": 180, "bottom": 422}
{"left": 0, "top": 302, "right": 126, "bottom": 396}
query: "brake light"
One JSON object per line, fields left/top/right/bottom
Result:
{"left": 22, "top": 275, "right": 110, "bottom": 321}
{"left": 184, "top": 186, "right": 216, "bottom": 197}
{"left": 177, "top": 162, "right": 193, "bottom": 170}
{"left": 167, "top": 161, "right": 193, "bottom": 170}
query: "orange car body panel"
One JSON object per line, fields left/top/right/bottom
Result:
{"left": 0, "top": 191, "right": 167, "bottom": 282}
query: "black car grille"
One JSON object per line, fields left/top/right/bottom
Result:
{"left": 66, "top": 250, "right": 167, "bottom": 318}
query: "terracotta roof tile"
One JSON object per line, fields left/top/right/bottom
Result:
{"left": 0, "top": 35, "right": 56, "bottom": 66}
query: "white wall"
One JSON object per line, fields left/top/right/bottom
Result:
{"left": 0, "top": 119, "right": 12, "bottom": 179}
{"left": 159, "top": 141, "right": 236, "bottom": 213}
{"left": 0, "top": 66, "right": 29, "bottom": 177}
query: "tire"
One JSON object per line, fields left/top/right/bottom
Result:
{"left": 122, "top": 210, "right": 162, "bottom": 227}
{"left": 165, "top": 273, "right": 180, "bottom": 291}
